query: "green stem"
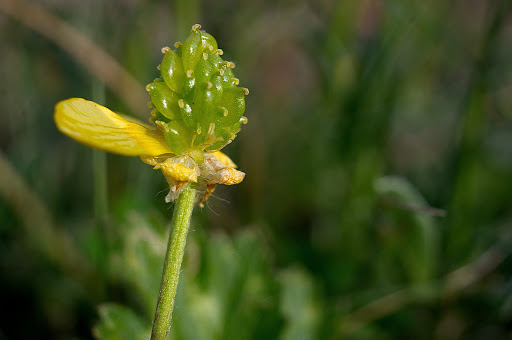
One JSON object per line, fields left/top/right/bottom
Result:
{"left": 151, "top": 184, "right": 197, "bottom": 340}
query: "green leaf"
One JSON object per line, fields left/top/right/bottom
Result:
{"left": 166, "top": 230, "right": 279, "bottom": 340}
{"left": 93, "top": 304, "right": 149, "bottom": 340}
{"left": 110, "top": 212, "right": 166, "bottom": 318}
{"left": 278, "top": 268, "right": 322, "bottom": 340}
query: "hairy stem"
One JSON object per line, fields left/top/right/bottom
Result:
{"left": 151, "top": 184, "right": 196, "bottom": 340}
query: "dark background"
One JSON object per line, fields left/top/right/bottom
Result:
{"left": 1, "top": 0, "right": 512, "bottom": 339}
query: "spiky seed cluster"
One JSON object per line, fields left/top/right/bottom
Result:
{"left": 146, "top": 24, "right": 249, "bottom": 157}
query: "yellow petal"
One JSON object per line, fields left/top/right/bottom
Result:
{"left": 54, "top": 98, "right": 172, "bottom": 156}
{"left": 154, "top": 159, "right": 199, "bottom": 183}
{"left": 208, "top": 151, "right": 237, "bottom": 168}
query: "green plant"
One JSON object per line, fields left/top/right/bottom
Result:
{"left": 54, "top": 24, "right": 248, "bottom": 339}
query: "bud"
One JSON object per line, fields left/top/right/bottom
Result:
{"left": 146, "top": 24, "right": 248, "bottom": 158}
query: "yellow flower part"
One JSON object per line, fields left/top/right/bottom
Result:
{"left": 208, "top": 151, "right": 238, "bottom": 168}
{"left": 154, "top": 160, "right": 199, "bottom": 183}
{"left": 55, "top": 98, "right": 171, "bottom": 156}
{"left": 54, "top": 98, "right": 244, "bottom": 204}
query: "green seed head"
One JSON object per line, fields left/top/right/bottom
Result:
{"left": 147, "top": 24, "right": 248, "bottom": 156}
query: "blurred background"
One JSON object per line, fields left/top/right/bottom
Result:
{"left": 1, "top": 0, "right": 512, "bottom": 339}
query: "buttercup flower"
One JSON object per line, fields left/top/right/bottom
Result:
{"left": 54, "top": 24, "right": 247, "bottom": 205}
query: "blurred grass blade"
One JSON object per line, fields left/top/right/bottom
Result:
{"left": 0, "top": 0, "right": 147, "bottom": 117}
{"left": 0, "top": 151, "right": 93, "bottom": 283}
{"left": 374, "top": 176, "right": 440, "bottom": 283}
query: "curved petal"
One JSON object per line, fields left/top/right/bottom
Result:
{"left": 54, "top": 98, "right": 173, "bottom": 156}
{"left": 208, "top": 151, "right": 237, "bottom": 168}
{"left": 154, "top": 159, "right": 199, "bottom": 183}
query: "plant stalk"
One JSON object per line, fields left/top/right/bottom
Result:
{"left": 151, "top": 184, "right": 196, "bottom": 340}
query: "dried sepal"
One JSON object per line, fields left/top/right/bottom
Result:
{"left": 210, "top": 167, "right": 245, "bottom": 185}
{"left": 203, "top": 152, "right": 245, "bottom": 186}
{"left": 198, "top": 184, "right": 217, "bottom": 207}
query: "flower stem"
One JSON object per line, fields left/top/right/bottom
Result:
{"left": 151, "top": 184, "right": 196, "bottom": 340}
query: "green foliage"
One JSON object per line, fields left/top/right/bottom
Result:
{"left": 109, "top": 212, "right": 166, "bottom": 318}
{"left": 1, "top": 0, "right": 512, "bottom": 339}
{"left": 373, "top": 176, "right": 439, "bottom": 284}
{"left": 92, "top": 212, "right": 320, "bottom": 340}
{"left": 94, "top": 304, "right": 150, "bottom": 340}
{"left": 279, "top": 268, "right": 322, "bottom": 340}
